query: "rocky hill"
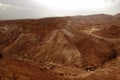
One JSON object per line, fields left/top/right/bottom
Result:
{"left": 0, "top": 14, "right": 120, "bottom": 80}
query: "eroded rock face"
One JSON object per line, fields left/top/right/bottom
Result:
{"left": 0, "top": 14, "right": 120, "bottom": 80}
{"left": 92, "top": 25, "right": 120, "bottom": 38}
{"left": 75, "top": 34, "right": 117, "bottom": 69}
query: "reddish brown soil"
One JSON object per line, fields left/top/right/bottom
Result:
{"left": 0, "top": 14, "right": 120, "bottom": 80}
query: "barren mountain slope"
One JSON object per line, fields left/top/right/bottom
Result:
{"left": 0, "top": 14, "right": 120, "bottom": 80}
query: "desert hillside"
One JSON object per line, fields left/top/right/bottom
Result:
{"left": 0, "top": 14, "right": 120, "bottom": 80}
